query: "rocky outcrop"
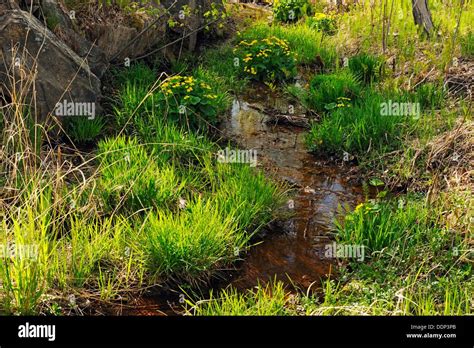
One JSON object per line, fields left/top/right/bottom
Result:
{"left": 0, "top": 0, "right": 101, "bottom": 120}
{"left": 0, "top": 0, "right": 227, "bottom": 121}
{"left": 70, "top": 2, "right": 168, "bottom": 62}
{"left": 90, "top": 21, "right": 167, "bottom": 62}
{"left": 40, "top": 0, "right": 108, "bottom": 77}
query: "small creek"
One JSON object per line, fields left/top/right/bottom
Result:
{"left": 119, "top": 85, "right": 366, "bottom": 315}
{"left": 220, "top": 86, "right": 366, "bottom": 290}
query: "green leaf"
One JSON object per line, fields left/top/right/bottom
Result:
{"left": 369, "top": 178, "right": 385, "bottom": 187}
{"left": 189, "top": 96, "right": 201, "bottom": 105}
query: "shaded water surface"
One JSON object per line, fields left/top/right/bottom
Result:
{"left": 220, "top": 88, "right": 366, "bottom": 290}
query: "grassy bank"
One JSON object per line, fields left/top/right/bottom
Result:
{"left": 0, "top": 59, "right": 284, "bottom": 314}
{"left": 189, "top": 194, "right": 472, "bottom": 316}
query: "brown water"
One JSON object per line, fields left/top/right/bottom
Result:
{"left": 220, "top": 87, "right": 366, "bottom": 290}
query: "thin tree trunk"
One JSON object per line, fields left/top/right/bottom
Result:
{"left": 412, "top": 0, "right": 434, "bottom": 36}
{"left": 382, "top": 0, "right": 388, "bottom": 52}
{"left": 188, "top": 0, "right": 198, "bottom": 52}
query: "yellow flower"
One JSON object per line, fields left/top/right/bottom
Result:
{"left": 355, "top": 203, "right": 364, "bottom": 213}
{"left": 186, "top": 87, "right": 193, "bottom": 92}
{"left": 250, "top": 67, "right": 257, "bottom": 75}
{"left": 314, "top": 13, "right": 328, "bottom": 21}
{"left": 184, "top": 95, "right": 190, "bottom": 100}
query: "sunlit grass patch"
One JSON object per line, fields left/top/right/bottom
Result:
{"left": 0, "top": 207, "right": 53, "bottom": 315}
{"left": 302, "top": 195, "right": 473, "bottom": 316}
{"left": 146, "top": 119, "right": 216, "bottom": 165}
{"left": 336, "top": 197, "right": 445, "bottom": 253}
{"left": 97, "top": 136, "right": 185, "bottom": 213}
{"left": 113, "top": 63, "right": 230, "bottom": 134}
{"left": 306, "top": 70, "right": 362, "bottom": 112}
{"left": 144, "top": 198, "right": 248, "bottom": 281}
{"left": 306, "top": 91, "right": 413, "bottom": 158}
{"left": 209, "top": 161, "right": 284, "bottom": 230}
{"left": 54, "top": 216, "right": 145, "bottom": 291}
{"left": 239, "top": 22, "right": 337, "bottom": 67}
{"left": 187, "top": 281, "right": 291, "bottom": 315}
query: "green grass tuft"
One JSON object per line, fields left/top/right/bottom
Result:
{"left": 97, "top": 136, "right": 185, "bottom": 213}
{"left": 188, "top": 281, "right": 290, "bottom": 315}
{"left": 145, "top": 198, "right": 248, "bottom": 280}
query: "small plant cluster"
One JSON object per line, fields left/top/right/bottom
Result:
{"left": 63, "top": 116, "right": 105, "bottom": 144}
{"left": 323, "top": 196, "right": 473, "bottom": 315}
{"left": 460, "top": 31, "right": 474, "bottom": 58}
{"left": 349, "top": 53, "right": 385, "bottom": 85}
{"left": 306, "top": 12, "right": 337, "bottom": 36}
{"left": 185, "top": 194, "right": 472, "bottom": 316}
{"left": 203, "top": 2, "right": 228, "bottom": 32}
{"left": 90, "top": 0, "right": 164, "bottom": 16}
{"left": 158, "top": 75, "right": 221, "bottom": 129}
{"left": 414, "top": 82, "right": 446, "bottom": 110}
{"left": 234, "top": 37, "right": 297, "bottom": 82}
{"left": 113, "top": 65, "right": 227, "bottom": 134}
{"left": 307, "top": 71, "right": 361, "bottom": 111}
{"left": 273, "top": 0, "right": 311, "bottom": 23}
{"left": 187, "top": 281, "right": 290, "bottom": 315}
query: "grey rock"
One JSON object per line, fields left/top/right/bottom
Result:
{"left": 0, "top": 4, "right": 101, "bottom": 120}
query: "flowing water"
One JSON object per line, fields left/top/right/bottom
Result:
{"left": 220, "top": 87, "right": 366, "bottom": 290}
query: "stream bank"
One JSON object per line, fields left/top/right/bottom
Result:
{"left": 117, "top": 84, "right": 367, "bottom": 316}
